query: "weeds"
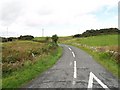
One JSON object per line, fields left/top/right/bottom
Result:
{"left": 2, "top": 40, "right": 60, "bottom": 77}
{"left": 2, "top": 46, "right": 62, "bottom": 88}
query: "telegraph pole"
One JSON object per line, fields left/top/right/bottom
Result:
{"left": 7, "top": 27, "right": 8, "bottom": 41}
{"left": 42, "top": 28, "right": 44, "bottom": 37}
{"left": 7, "top": 27, "right": 8, "bottom": 37}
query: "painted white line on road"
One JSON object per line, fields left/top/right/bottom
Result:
{"left": 88, "top": 72, "right": 109, "bottom": 89}
{"left": 68, "top": 47, "right": 72, "bottom": 51}
{"left": 74, "top": 61, "right": 77, "bottom": 78}
{"left": 72, "top": 52, "right": 75, "bottom": 57}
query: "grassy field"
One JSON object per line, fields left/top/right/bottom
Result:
{"left": 2, "top": 40, "right": 63, "bottom": 88}
{"left": 61, "top": 34, "right": 120, "bottom": 78}
{"left": 2, "top": 41, "right": 47, "bottom": 75}
{"left": 63, "top": 34, "right": 118, "bottom": 46}
{"left": 33, "top": 37, "right": 47, "bottom": 41}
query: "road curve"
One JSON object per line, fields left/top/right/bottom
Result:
{"left": 24, "top": 44, "right": 119, "bottom": 89}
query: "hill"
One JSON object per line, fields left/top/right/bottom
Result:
{"left": 73, "top": 28, "right": 120, "bottom": 38}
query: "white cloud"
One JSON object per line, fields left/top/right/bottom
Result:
{"left": 0, "top": 0, "right": 119, "bottom": 37}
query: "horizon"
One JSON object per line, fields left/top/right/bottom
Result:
{"left": 0, "top": 27, "right": 119, "bottom": 38}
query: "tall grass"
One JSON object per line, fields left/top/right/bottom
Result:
{"left": 80, "top": 46, "right": 119, "bottom": 78}
{"left": 2, "top": 46, "right": 62, "bottom": 88}
{"left": 2, "top": 40, "right": 63, "bottom": 88}
{"left": 2, "top": 41, "right": 46, "bottom": 76}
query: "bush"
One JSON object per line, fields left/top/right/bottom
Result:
{"left": 2, "top": 38, "right": 8, "bottom": 42}
{"left": 18, "top": 35, "right": 34, "bottom": 40}
{"left": 51, "top": 34, "right": 59, "bottom": 45}
{"left": 73, "top": 28, "right": 120, "bottom": 38}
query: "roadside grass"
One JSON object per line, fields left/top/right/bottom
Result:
{"left": 2, "top": 41, "right": 47, "bottom": 75}
{"left": 2, "top": 46, "right": 63, "bottom": 88}
{"left": 62, "top": 34, "right": 120, "bottom": 79}
{"left": 79, "top": 46, "right": 119, "bottom": 78}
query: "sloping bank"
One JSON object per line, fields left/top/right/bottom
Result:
{"left": 2, "top": 42, "right": 63, "bottom": 88}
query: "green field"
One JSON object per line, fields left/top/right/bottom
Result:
{"left": 33, "top": 37, "right": 47, "bottom": 41}
{"left": 64, "top": 34, "right": 119, "bottom": 46}
{"left": 2, "top": 40, "right": 63, "bottom": 88}
{"left": 62, "top": 34, "right": 120, "bottom": 78}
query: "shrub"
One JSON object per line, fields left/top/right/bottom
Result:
{"left": 2, "top": 38, "right": 8, "bottom": 42}
{"left": 18, "top": 35, "right": 34, "bottom": 40}
{"left": 73, "top": 28, "right": 120, "bottom": 38}
{"left": 51, "top": 34, "right": 59, "bottom": 45}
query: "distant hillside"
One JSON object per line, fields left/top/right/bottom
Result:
{"left": 73, "top": 28, "right": 120, "bottom": 38}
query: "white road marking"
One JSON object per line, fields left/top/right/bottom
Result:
{"left": 68, "top": 47, "right": 72, "bottom": 51}
{"left": 72, "top": 52, "right": 75, "bottom": 57}
{"left": 74, "top": 61, "right": 77, "bottom": 78}
{"left": 88, "top": 72, "right": 109, "bottom": 89}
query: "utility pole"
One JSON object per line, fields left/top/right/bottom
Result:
{"left": 42, "top": 28, "right": 44, "bottom": 37}
{"left": 7, "top": 27, "right": 8, "bottom": 37}
{"left": 7, "top": 27, "right": 8, "bottom": 41}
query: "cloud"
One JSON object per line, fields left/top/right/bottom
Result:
{"left": 0, "top": 0, "right": 119, "bottom": 37}
{"left": 0, "top": 0, "right": 23, "bottom": 26}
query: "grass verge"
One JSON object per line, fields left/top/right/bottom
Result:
{"left": 2, "top": 46, "right": 63, "bottom": 88}
{"left": 80, "top": 46, "right": 119, "bottom": 78}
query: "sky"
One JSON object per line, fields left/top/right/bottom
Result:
{"left": 0, "top": 0, "right": 119, "bottom": 37}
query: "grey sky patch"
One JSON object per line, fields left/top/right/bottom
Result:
{"left": 0, "top": 30, "right": 19, "bottom": 37}
{"left": 38, "top": 8, "right": 53, "bottom": 16}
{"left": 0, "top": 1, "right": 23, "bottom": 26}
{"left": 0, "top": 0, "right": 118, "bottom": 37}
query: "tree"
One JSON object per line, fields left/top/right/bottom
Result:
{"left": 73, "top": 34, "right": 81, "bottom": 38}
{"left": 51, "top": 34, "right": 58, "bottom": 45}
{"left": 8, "top": 37, "right": 12, "bottom": 41}
{"left": 18, "top": 35, "right": 34, "bottom": 40}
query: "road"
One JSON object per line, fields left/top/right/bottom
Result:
{"left": 24, "top": 44, "right": 119, "bottom": 89}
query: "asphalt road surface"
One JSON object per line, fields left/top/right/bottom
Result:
{"left": 24, "top": 44, "right": 119, "bottom": 89}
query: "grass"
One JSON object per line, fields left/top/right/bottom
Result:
{"left": 2, "top": 46, "right": 63, "bottom": 88}
{"left": 2, "top": 40, "right": 63, "bottom": 88}
{"left": 78, "top": 46, "right": 119, "bottom": 78}
{"left": 33, "top": 37, "right": 48, "bottom": 42}
{"left": 33, "top": 37, "right": 46, "bottom": 41}
{"left": 66, "top": 34, "right": 118, "bottom": 46}
{"left": 2, "top": 41, "right": 47, "bottom": 75}
{"left": 61, "top": 34, "right": 120, "bottom": 79}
